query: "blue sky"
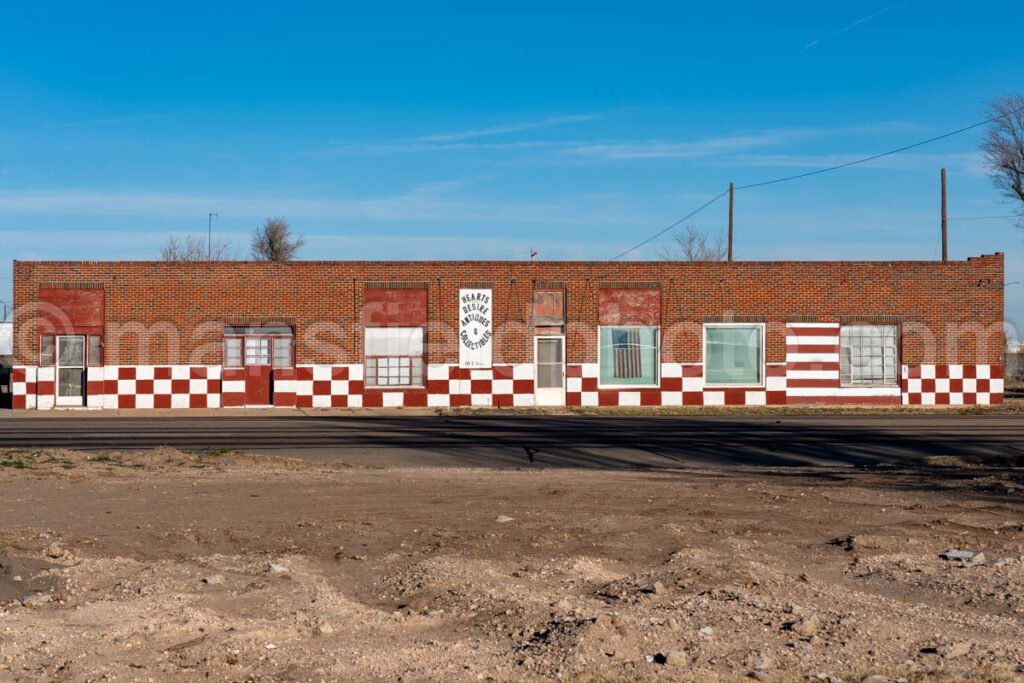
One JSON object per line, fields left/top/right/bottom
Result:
{"left": 1, "top": 1, "right": 1022, "bottom": 331}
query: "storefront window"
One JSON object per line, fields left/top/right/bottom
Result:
{"left": 704, "top": 324, "right": 763, "bottom": 386}
{"left": 598, "top": 326, "right": 659, "bottom": 386}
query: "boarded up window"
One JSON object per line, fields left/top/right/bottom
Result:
{"left": 534, "top": 290, "right": 565, "bottom": 326}
{"left": 362, "top": 287, "right": 428, "bottom": 327}
{"left": 38, "top": 287, "right": 105, "bottom": 335}
{"left": 598, "top": 288, "right": 660, "bottom": 326}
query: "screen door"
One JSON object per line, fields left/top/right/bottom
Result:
{"left": 534, "top": 336, "right": 565, "bottom": 406}
{"left": 56, "top": 335, "right": 85, "bottom": 406}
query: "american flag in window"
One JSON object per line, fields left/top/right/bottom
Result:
{"left": 612, "top": 328, "right": 643, "bottom": 379}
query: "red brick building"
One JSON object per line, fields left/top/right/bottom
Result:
{"left": 10, "top": 255, "right": 1005, "bottom": 410}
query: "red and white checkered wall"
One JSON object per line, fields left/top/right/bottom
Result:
{"left": 10, "top": 321, "right": 1004, "bottom": 409}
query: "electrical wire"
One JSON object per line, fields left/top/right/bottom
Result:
{"left": 612, "top": 104, "right": 1024, "bottom": 259}
{"left": 610, "top": 188, "right": 729, "bottom": 261}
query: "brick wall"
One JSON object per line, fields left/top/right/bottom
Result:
{"left": 12, "top": 255, "right": 1005, "bottom": 368}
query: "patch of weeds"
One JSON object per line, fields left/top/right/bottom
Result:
{"left": 88, "top": 453, "right": 119, "bottom": 464}
{"left": 197, "top": 446, "right": 237, "bottom": 457}
{"left": 1, "top": 450, "right": 42, "bottom": 470}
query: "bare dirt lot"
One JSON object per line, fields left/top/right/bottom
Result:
{"left": 1, "top": 447, "right": 1022, "bottom": 682}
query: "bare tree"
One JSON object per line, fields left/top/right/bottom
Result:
{"left": 658, "top": 224, "right": 727, "bottom": 261}
{"left": 980, "top": 94, "right": 1024, "bottom": 226}
{"left": 160, "top": 234, "right": 234, "bottom": 262}
{"left": 250, "top": 217, "right": 305, "bottom": 262}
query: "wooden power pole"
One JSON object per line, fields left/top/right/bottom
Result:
{"left": 940, "top": 168, "right": 948, "bottom": 262}
{"left": 727, "top": 182, "right": 734, "bottom": 262}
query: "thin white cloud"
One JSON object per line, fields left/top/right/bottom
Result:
{"left": 801, "top": 1, "right": 908, "bottom": 53}
{"left": 316, "top": 120, "right": 925, "bottom": 161}
{"left": 45, "top": 114, "right": 172, "bottom": 129}
{"left": 417, "top": 113, "right": 603, "bottom": 143}
{"left": 721, "top": 151, "right": 986, "bottom": 175}
{"left": 0, "top": 182, "right": 653, "bottom": 227}
{"left": 564, "top": 131, "right": 807, "bottom": 160}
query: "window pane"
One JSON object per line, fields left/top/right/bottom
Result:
{"left": 705, "top": 326, "right": 762, "bottom": 385}
{"left": 225, "top": 337, "right": 243, "bottom": 367}
{"left": 272, "top": 337, "right": 293, "bottom": 367}
{"left": 88, "top": 335, "right": 102, "bottom": 367}
{"left": 598, "top": 327, "right": 659, "bottom": 386}
{"left": 537, "top": 338, "right": 563, "bottom": 363}
{"left": 365, "top": 327, "right": 425, "bottom": 387}
{"left": 40, "top": 336, "right": 55, "bottom": 366}
{"left": 537, "top": 363, "right": 563, "bottom": 389}
{"left": 58, "top": 336, "right": 85, "bottom": 367}
{"left": 840, "top": 324, "right": 898, "bottom": 385}
{"left": 245, "top": 337, "right": 270, "bottom": 365}
{"left": 365, "top": 327, "right": 423, "bottom": 356}
{"left": 58, "top": 367, "right": 83, "bottom": 398}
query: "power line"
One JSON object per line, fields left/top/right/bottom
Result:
{"left": 733, "top": 117, "right": 1000, "bottom": 191}
{"left": 610, "top": 188, "right": 729, "bottom": 261}
{"left": 612, "top": 104, "right": 1024, "bottom": 259}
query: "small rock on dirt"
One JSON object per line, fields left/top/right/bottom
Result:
{"left": 21, "top": 594, "right": 52, "bottom": 608}
{"left": 789, "top": 614, "right": 819, "bottom": 637}
{"left": 201, "top": 574, "right": 224, "bottom": 585}
{"left": 698, "top": 626, "right": 714, "bottom": 637}
{"left": 940, "top": 641, "right": 971, "bottom": 659}
{"left": 939, "top": 549, "right": 977, "bottom": 561}
{"left": 495, "top": 515, "right": 514, "bottom": 523}
{"left": 268, "top": 562, "right": 288, "bottom": 574}
{"left": 45, "top": 543, "right": 64, "bottom": 559}
{"left": 664, "top": 649, "right": 688, "bottom": 667}
{"left": 753, "top": 653, "right": 773, "bottom": 670}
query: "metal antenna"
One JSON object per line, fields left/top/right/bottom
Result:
{"left": 208, "top": 212, "right": 219, "bottom": 260}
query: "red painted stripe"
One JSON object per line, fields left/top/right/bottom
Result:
{"left": 785, "top": 327, "right": 839, "bottom": 337}
{"left": 788, "top": 344, "right": 840, "bottom": 354}
{"left": 787, "top": 395, "right": 900, "bottom": 405}
{"left": 786, "top": 378, "right": 841, "bottom": 388}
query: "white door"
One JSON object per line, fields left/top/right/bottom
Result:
{"left": 535, "top": 336, "right": 565, "bottom": 406}
{"left": 56, "top": 335, "right": 85, "bottom": 407}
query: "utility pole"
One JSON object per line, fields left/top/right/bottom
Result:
{"left": 727, "top": 182, "right": 734, "bottom": 262}
{"left": 208, "top": 212, "right": 218, "bottom": 260}
{"left": 940, "top": 168, "right": 948, "bottom": 263}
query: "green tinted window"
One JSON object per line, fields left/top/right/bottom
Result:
{"left": 705, "top": 325, "right": 762, "bottom": 385}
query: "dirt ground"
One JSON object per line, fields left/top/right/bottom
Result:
{"left": 0, "top": 447, "right": 1022, "bottom": 682}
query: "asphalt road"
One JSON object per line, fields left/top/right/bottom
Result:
{"left": 1, "top": 413, "right": 1023, "bottom": 469}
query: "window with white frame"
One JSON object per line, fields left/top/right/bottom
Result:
{"left": 704, "top": 323, "right": 764, "bottom": 386}
{"left": 840, "top": 324, "right": 898, "bottom": 385}
{"left": 365, "top": 327, "right": 424, "bottom": 387}
{"left": 223, "top": 325, "right": 294, "bottom": 369}
{"left": 598, "top": 326, "right": 659, "bottom": 386}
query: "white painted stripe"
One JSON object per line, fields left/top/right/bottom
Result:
{"left": 787, "top": 370, "right": 840, "bottom": 380}
{"left": 786, "top": 352, "right": 840, "bottom": 364}
{"left": 785, "top": 335, "right": 839, "bottom": 345}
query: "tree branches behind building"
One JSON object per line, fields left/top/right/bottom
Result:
{"left": 251, "top": 217, "right": 305, "bottom": 262}
{"left": 160, "top": 234, "right": 235, "bottom": 262}
{"left": 658, "top": 224, "right": 727, "bottom": 261}
{"left": 980, "top": 93, "right": 1024, "bottom": 226}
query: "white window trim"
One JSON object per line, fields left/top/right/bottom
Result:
{"left": 364, "top": 327, "right": 426, "bottom": 389}
{"left": 596, "top": 325, "right": 661, "bottom": 389}
{"left": 839, "top": 324, "right": 900, "bottom": 388}
{"left": 702, "top": 322, "right": 766, "bottom": 389}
